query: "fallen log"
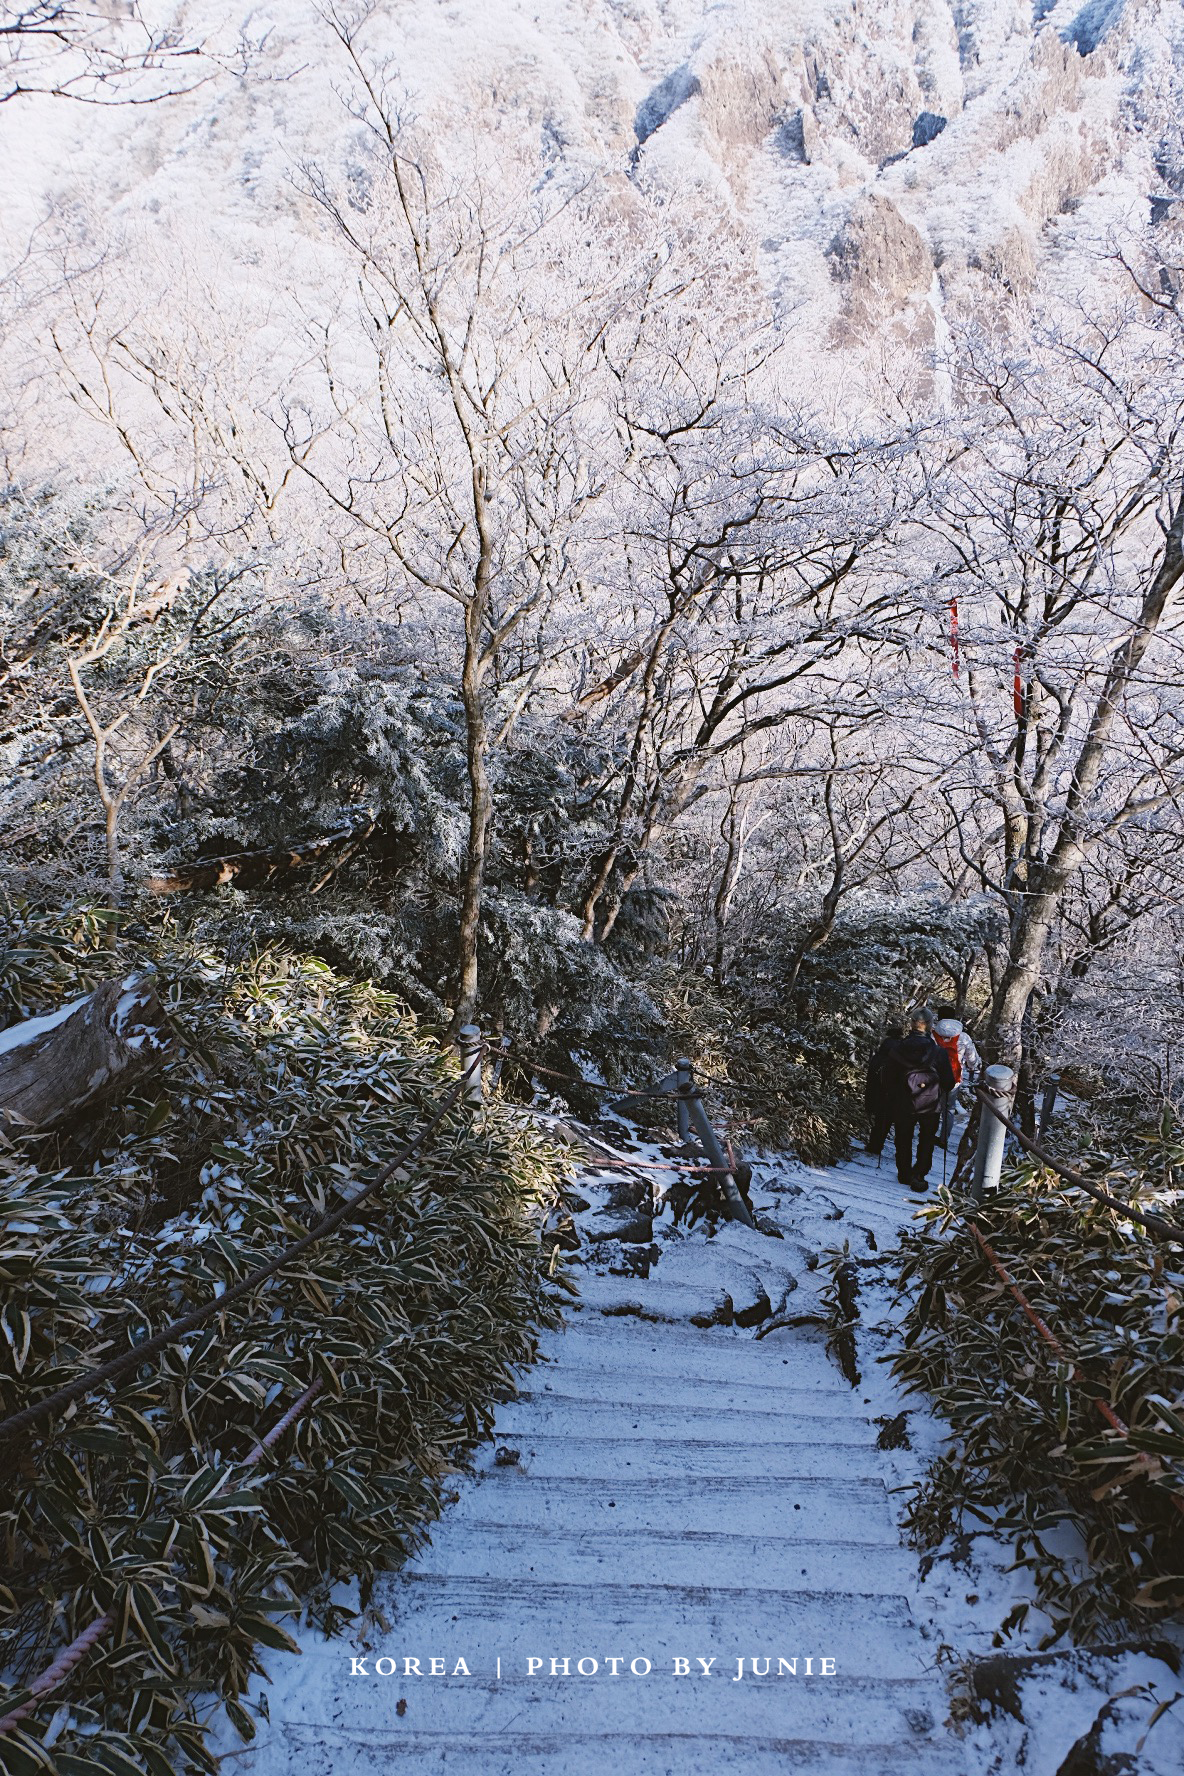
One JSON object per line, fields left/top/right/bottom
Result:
{"left": 0, "top": 975, "right": 171, "bottom": 1133}
{"left": 144, "top": 814, "right": 378, "bottom": 895}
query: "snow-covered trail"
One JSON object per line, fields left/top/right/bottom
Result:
{"left": 225, "top": 1136, "right": 1184, "bottom": 1775}
{"left": 228, "top": 1140, "right": 956, "bottom": 1774}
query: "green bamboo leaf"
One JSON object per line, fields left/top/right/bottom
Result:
{"left": 126, "top": 1584, "right": 178, "bottom": 1676}
{"left": 242, "top": 1615, "right": 302, "bottom": 1655}
{"left": 224, "top": 1698, "right": 257, "bottom": 1743}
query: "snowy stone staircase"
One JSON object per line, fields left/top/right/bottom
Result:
{"left": 240, "top": 1150, "right": 966, "bottom": 1775}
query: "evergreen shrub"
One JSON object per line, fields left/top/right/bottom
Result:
{"left": 0, "top": 908, "right": 564, "bottom": 1775}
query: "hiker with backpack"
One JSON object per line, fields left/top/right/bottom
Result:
{"left": 864, "top": 1018, "right": 904, "bottom": 1157}
{"left": 932, "top": 1003, "right": 981, "bottom": 1149}
{"left": 885, "top": 1008, "right": 955, "bottom": 1190}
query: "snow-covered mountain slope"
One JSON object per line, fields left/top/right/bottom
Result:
{"left": 3, "top": 0, "right": 1182, "bottom": 405}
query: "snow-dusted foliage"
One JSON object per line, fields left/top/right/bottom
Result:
{"left": 2, "top": 1, "right": 1184, "bottom": 1094}
{"left": 894, "top": 1151, "right": 1184, "bottom": 1642}
{"left": 0, "top": 910, "right": 566, "bottom": 1772}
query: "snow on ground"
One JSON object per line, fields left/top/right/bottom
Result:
{"left": 213, "top": 1111, "right": 1184, "bottom": 1775}
{"left": 0, "top": 995, "right": 87, "bottom": 1054}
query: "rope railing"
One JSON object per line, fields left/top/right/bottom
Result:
{"left": 499, "top": 1049, "right": 675, "bottom": 1100}
{"left": 973, "top": 1085, "right": 1184, "bottom": 1247}
{"left": 499, "top": 1043, "right": 767, "bottom": 1107}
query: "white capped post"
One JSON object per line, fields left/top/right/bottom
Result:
{"left": 457, "top": 1023, "right": 483, "bottom": 1108}
{"left": 972, "top": 1063, "right": 1017, "bottom": 1200}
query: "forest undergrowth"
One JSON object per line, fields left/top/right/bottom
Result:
{"left": 0, "top": 905, "right": 566, "bottom": 1776}
{"left": 890, "top": 1145, "right": 1184, "bottom": 1647}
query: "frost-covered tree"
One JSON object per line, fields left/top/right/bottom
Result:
{"left": 0, "top": 488, "right": 268, "bottom": 901}
{"left": 0, "top": 1, "right": 233, "bottom": 105}
{"left": 280, "top": 10, "right": 648, "bottom": 1029}
{"left": 922, "top": 297, "right": 1184, "bottom": 1074}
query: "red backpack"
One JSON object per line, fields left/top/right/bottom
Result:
{"left": 934, "top": 1030, "right": 962, "bottom": 1084}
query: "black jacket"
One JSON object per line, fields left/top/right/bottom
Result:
{"left": 883, "top": 1031, "right": 955, "bottom": 1114}
{"left": 865, "top": 1038, "right": 897, "bottom": 1115}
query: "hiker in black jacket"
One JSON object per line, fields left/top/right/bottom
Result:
{"left": 864, "top": 1018, "right": 904, "bottom": 1156}
{"left": 885, "top": 1008, "right": 956, "bottom": 1190}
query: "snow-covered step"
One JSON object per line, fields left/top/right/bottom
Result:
{"left": 441, "top": 1474, "right": 900, "bottom": 1541}
{"left": 517, "top": 1371, "right": 861, "bottom": 1415}
{"left": 810, "top": 1187, "right": 921, "bottom": 1221}
{"left": 809, "top": 1200, "right": 914, "bottom": 1232}
{"left": 272, "top": 1672, "right": 943, "bottom": 1746}
{"left": 410, "top": 1524, "right": 917, "bottom": 1594}
{"left": 471, "top": 1432, "right": 884, "bottom": 1481}
{"left": 799, "top": 1169, "right": 935, "bottom": 1208}
{"left": 225, "top": 1141, "right": 976, "bottom": 1776}
{"left": 373, "top": 1573, "right": 921, "bottom": 1671}
{"left": 535, "top": 1324, "right": 850, "bottom": 1389}
{"left": 490, "top": 1395, "right": 878, "bottom": 1442}
{"left": 569, "top": 1275, "right": 804, "bottom": 1314}
{"left": 270, "top": 1724, "right": 950, "bottom": 1775}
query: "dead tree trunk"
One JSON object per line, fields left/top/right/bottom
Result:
{"left": 144, "top": 816, "right": 379, "bottom": 894}
{"left": 0, "top": 976, "right": 171, "bottom": 1133}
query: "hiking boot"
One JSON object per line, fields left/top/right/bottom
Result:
{"left": 909, "top": 1173, "right": 930, "bottom": 1191}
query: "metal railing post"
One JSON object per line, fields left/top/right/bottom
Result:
{"left": 675, "top": 1058, "right": 755, "bottom": 1229}
{"left": 457, "top": 1023, "right": 484, "bottom": 1108}
{"left": 1037, "top": 1072, "right": 1060, "bottom": 1138}
{"left": 972, "top": 1064, "right": 1016, "bottom": 1201}
{"left": 675, "top": 1057, "right": 694, "bottom": 1146}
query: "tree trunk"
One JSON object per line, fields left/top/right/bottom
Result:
{"left": 712, "top": 791, "right": 749, "bottom": 979}
{"left": 452, "top": 604, "right": 492, "bottom": 1033}
{"left": 105, "top": 801, "right": 123, "bottom": 910}
{"left": 579, "top": 610, "right": 682, "bottom": 940}
{"left": 0, "top": 976, "right": 171, "bottom": 1133}
{"left": 990, "top": 485, "right": 1184, "bottom": 1068}
{"left": 784, "top": 872, "right": 843, "bottom": 996}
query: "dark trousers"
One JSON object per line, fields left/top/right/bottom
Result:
{"left": 938, "top": 1090, "right": 955, "bottom": 1148}
{"left": 867, "top": 1107, "right": 892, "bottom": 1155}
{"left": 893, "top": 1110, "right": 939, "bottom": 1183}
